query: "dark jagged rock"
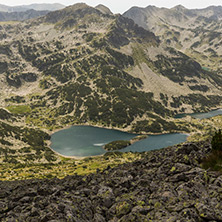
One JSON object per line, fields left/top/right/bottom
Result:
{"left": 0, "top": 142, "right": 222, "bottom": 221}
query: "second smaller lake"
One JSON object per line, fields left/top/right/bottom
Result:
{"left": 123, "top": 133, "right": 188, "bottom": 153}
{"left": 175, "top": 108, "right": 222, "bottom": 119}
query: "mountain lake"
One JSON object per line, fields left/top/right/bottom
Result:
{"left": 50, "top": 125, "right": 188, "bottom": 157}
{"left": 50, "top": 108, "right": 222, "bottom": 157}
{"left": 174, "top": 108, "right": 222, "bottom": 119}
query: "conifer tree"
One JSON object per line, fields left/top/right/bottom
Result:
{"left": 211, "top": 129, "right": 222, "bottom": 151}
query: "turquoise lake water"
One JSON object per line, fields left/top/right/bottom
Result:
{"left": 50, "top": 125, "right": 188, "bottom": 157}
{"left": 174, "top": 108, "right": 222, "bottom": 119}
{"left": 50, "top": 108, "right": 222, "bottom": 157}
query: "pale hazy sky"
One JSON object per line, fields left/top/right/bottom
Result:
{"left": 2, "top": 0, "right": 222, "bottom": 14}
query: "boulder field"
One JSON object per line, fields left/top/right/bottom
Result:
{"left": 1, "top": 142, "right": 222, "bottom": 221}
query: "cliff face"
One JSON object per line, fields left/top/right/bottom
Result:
{"left": 1, "top": 141, "right": 222, "bottom": 221}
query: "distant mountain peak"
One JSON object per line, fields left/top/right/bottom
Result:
{"left": 146, "top": 5, "right": 157, "bottom": 9}
{"left": 40, "top": 3, "right": 109, "bottom": 27}
{"left": 95, "top": 4, "right": 113, "bottom": 15}
{"left": 172, "top": 5, "right": 187, "bottom": 11}
{"left": 68, "top": 3, "right": 89, "bottom": 9}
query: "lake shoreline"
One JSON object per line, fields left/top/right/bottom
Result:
{"left": 48, "top": 123, "right": 190, "bottom": 137}
{"left": 47, "top": 139, "right": 105, "bottom": 160}
{"left": 49, "top": 125, "right": 190, "bottom": 159}
{"left": 46, "top": 107, "right": 222, "bottom": 159}
{"left": 174, "top": 107, "right": 222, "bottom": 119}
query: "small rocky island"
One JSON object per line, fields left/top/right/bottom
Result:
{"left": 104, "top": 135, "right": 148, "bottom": 151}
{"left": 104, "top": 140, "right": 131, "bottom": 151}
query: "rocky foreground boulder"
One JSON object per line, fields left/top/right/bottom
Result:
{"left": 1, "top": 142, "right": 222, "bottom": 221}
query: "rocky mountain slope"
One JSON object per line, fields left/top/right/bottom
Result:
{"left": 0, "top": 3, "right": 65, "bottom": 12}
{"left": 0, "top": 3, "right": 222, "bottom": 164}
{"left": 1, "top": 141, "right": 222, "bottom": 221}
{"left": 0, "top": 9, "right": 49, "bottom": 21}
{"left": 95, "top": 4, "right": 113, "bottom": 15}
{"left": 124, "top": 5, "right": 222, "bottom": 72}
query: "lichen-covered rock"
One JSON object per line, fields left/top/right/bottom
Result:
{"left": 0, "top": 141, "right": 222, "bottom": 221}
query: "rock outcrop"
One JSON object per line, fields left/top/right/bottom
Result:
{"left": 1, "top": 141, "right": 221, "bottom": 221}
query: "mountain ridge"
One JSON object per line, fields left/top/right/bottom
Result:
{"left": 123, "top": 5, "right": 222, "bottom": 71}
{"left": 0, "top": 3, "right": 65, "bottom": 12}
{"left": 0, "top": 9, "right": 50, "bottom": 21}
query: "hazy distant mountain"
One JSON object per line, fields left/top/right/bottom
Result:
{"left": 124, "top": 5, "right": 222, "bottom": 30}
{"left": 0, "top": 9, "right": 49, "bottom": 21}
{"left": 124, "top": 5, "right": 222, "bottom": 71}
{"left": 0, "top": 3, "right": 65, "bottom": 12}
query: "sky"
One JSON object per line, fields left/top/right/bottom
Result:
{"left": 2, "top": 0, "right": 222, "bottom": 14}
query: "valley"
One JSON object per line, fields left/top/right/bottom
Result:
{"left": 0, "top": 3, "right": 222, "bottom": 178}
{"left": 0, "top": 2, "right": 222, "bottom": 221}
